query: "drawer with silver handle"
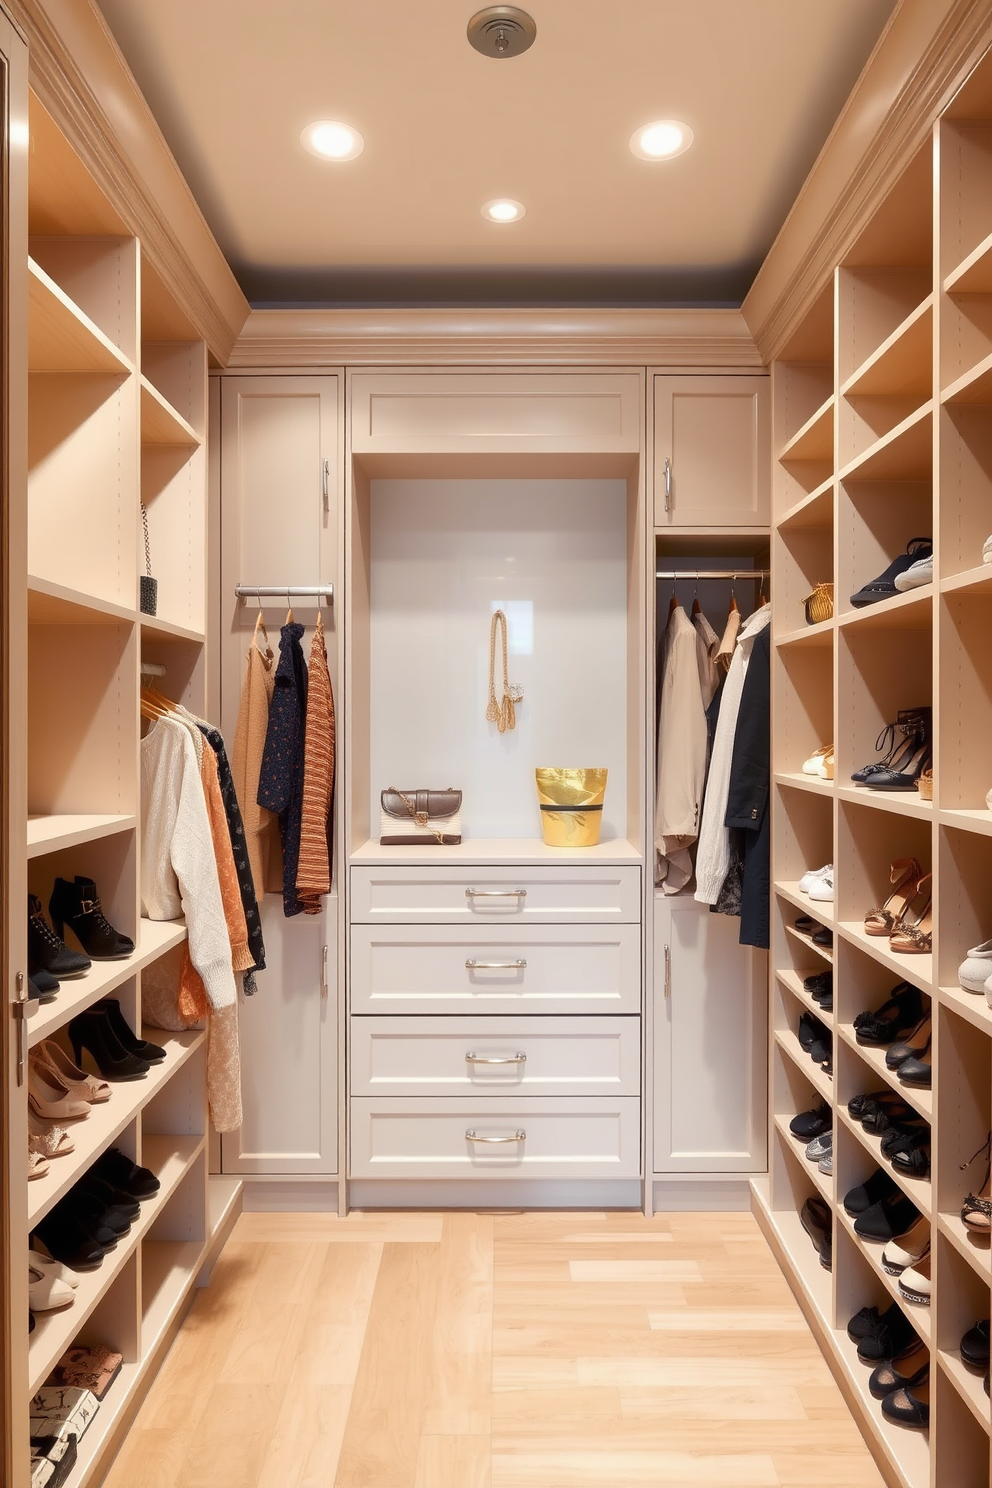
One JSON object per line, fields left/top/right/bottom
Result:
{"left": 350, "top": 924, "right": 641, "bottom": 1014}
{"left": 350, "top": 864, "right": 641, "bottom": 923}
{"left": 349, "top": 1015, "right": 640, "bottom": 1097}
{"left": 349, "top": 1096, "right": 641, "bottom": 1179}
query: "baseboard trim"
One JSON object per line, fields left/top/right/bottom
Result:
{"left": 651, "top": 1177, "right": 754, "bottom": 1211}
{"left": 241, "top": 1178, "right": 342, "bottom": 1212}
{"left": 347, "top": 1178, "right": 643, "bottom": 1210}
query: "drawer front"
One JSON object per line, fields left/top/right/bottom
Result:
{"left": 350, "top": 924, "right": 641, "bottom": 1014}
{"left": 350, "top": 865, "right": 641, "bottom": 923}
{"left": 350, "top": 1097, "right": 641, "bottom": 1179}
{"left": 350, "top": 1016, "right": 640, "bottom": 1097}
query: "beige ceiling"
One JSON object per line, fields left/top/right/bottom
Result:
{"left": 95, "top": 0, "right": 896, "bottom": 306}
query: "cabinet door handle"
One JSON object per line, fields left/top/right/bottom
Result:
{"left": 13, "top": 970, "right": 26, "bottom": 1085}
{"left": 664, "top": 457, "right": 672, "bottom": 512}
{"left": 664, "top": 943, "right": 671, "bottom": 999}
{"left": 465, "top": 959, "right": 527, "bottom": 970}
{"left": 465, "top": 1052, "right": 527, "bottom": 1065}
{"left": 465, "top": 887, "right": 527, "bottom": 898}
{"left": 321, "top": 944, "right": 328, "bottom": 1000}
{"left": 321, "top": 457, "right": 330, "bottom": 511}
{"left": 465, "top": 1129, "right": 526, "bottom": 1143}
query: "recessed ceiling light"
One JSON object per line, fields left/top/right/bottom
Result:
{"left": 301, "top": 120, "right": 364, "bottom": 161}
{"left": 629, "top": 119, "right": 693, "bottom": 161}
{"left": 482, "top": 198, "right": 525, "bottom": 223}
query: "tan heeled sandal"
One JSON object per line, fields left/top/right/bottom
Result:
{"left": 37, "top": 1040, "right": 111, "bottom": 1103}
{"left": 28, "top": 1110, "right": 74, "bottom": 1159}
{"left": 864, "top": 858, "right": 922, "bottom": 936}
{"left": 889, "top": 874, "right": 932, "bottom": 955}
{"left": 27, "top": 1055, "right": 91, "bottom": 1121}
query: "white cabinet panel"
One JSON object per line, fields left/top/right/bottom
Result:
{"left": 350, "top": 1016, "right": 640, "bottom": 1097}
{"left": 350, "top": 923, "right": 641, "bottom": 1014}
{"left": 653, "top": 896, "right": 767, "bottom": 1173}
{"left": 350, "top": 864, "right": 641, "bottom": 923}
{"left": 350, "top": 1097, "right": 641, "bottom": 1179}
{"left": 221, "top": 898, "right": 337, "bottom": 1175}
{"left": 654, "top": 375, "right": 770, "bottom": 528}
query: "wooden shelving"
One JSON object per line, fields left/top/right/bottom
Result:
{"left": 139, "top": 374, "right": 200, "bottom": 448}
{"left": 27, "top": 813, "right": 136, "bottom": 858}
{"left": 838, "top": 401, "right": 933, "bottom": 482}
{"left": 840, "top": 296, "right": 933, "bottom": 400}
{"left": 27, "top": 258, "right": 133, "bottom": 376}
{"left": 26, "top": 919, "right": 186, "bottom": 1046}
{"left": 778, "top": 394, "right": 834, "bottom": 463}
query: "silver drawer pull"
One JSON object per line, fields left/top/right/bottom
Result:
{"left": 465, "top": 887, "right": 527, "bottom": 898}
{"left": 465, "top": 1052, "right": 527, "bottom": 1065}
{"left": 465, "top": 959, "right": 527, "bottom": 970}
{"left": 465, "top": 1128, "right": 526, "bottom": 1143}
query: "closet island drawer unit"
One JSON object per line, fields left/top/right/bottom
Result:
{"left": 350, "top": 1097, "right": 641, "bottom": 1178}
{"left": 350, "top": 864, "right": 641, "bottom": 923}
{"left": 350, "top": 923, "right": 641, "bottom": 1013}
{"left": 350, "top": 1016, "right": 640, "bottom": 1097}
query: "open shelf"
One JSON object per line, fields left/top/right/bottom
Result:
{"left": 839, "top": 402, "right": 933, "bottom": 482}
{"left": 841, "top": 296, "right": 933, "bottom": 400}
{"left": 773, "top": 770, "right": 834, "bottom": 796}
{"left": 775, "top": 617, "right": 834, "bottom": 649}
{"left": 836, "top": 1024, "right": 932, "bottom": 1119}
{"left": 776, "top": 966, "right": 834, "bottom": 1027}
{"left": 836, "top": 786, "right": 933, "bottom": 823}
{"left": 139, "top": 612, "right": 206, "bottom": 645}
{"left": 785, "top": 921, "right": 834, "bottom": 965}
{"left": 774, "top": 1027, "right": 834, "bottom": 1104}
{"left": 349, "top": 836, "right": 643, "bottom": 865}
{"left": 27, "top": 813, "right": 136, "bottom": 859}
{"left": 774, "top": 1113, "right": 833, "bottom": 1203}
{"left": 942, "top": 351, "right": 992, "bottom": 405}
{"left": 26, "top": 919, "right": 186, "bottom": 1046}
{"left": 778, "top": 477, "right": 834, "bottom": 532}
{"left": 27, "top": 576, "right": 135, "bottom": 628}
{"left": 945, "top": 227, "right": 992, "bottom": 294}
{"left": 778, "top": 394, "right": 834, "bottom": 463}
{"left": 837, "top": 589, "right": 933, "bottom": 632}
{"left": 836, "top": 1208, "right": 932, "bottom": 1345}
{"left": 837, "top": 1107, "right": 931, "bottom": 1220}
{"left": 937, "top": 1213, "right": 991, "bottom": 1282}
{"left": 938, "top": 984, "right": 992, "bottom": 1037}
{"left": 775, "top": 880, "right": 835, "bottom": 925}
{"left": 27, "top": 258, "right": 133, "bottom": 377}
{"left": 141, "top": 1238, "right": 208, "bottom": 1343}
{"left": 940, "top": 564, "right": 992, "bottom": 597}
{"left": 139, "top": 375, "right": 200, "bottom": 448}
{"left": 837, "top": 921, "right": 933, "bottom": 994}
{"left": 939, "top": 1349, "right": 992, "bottom": 1432}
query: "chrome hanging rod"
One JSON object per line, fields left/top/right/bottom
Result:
{"left": 655, "top": 569, "right": 769, "bottom": 581}
{"left": 235, "top": 585, "right": 334, "bottom": 605}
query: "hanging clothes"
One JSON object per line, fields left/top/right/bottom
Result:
{"left": 693, "top": 607, "right": 720, "bottom": 709}
{"left": 655, "top": 603, "right": 708, "bottom": 894}
{"left": 296, "top": 613, "right": 336, "bottom": 914}
{"left": 714, "top": 601, "right": 741, "bottom": 673}
{"left": 726, "top": 621, "right": 771, "bottom": 949}
{"left": 258, "top": 621, "right": 309, "bottom": 917}
{"left": 694, "top": 603, "right": 772, "bottom": 905}
{"left": 233, "top": 618, "right": 281, "bottom": 899}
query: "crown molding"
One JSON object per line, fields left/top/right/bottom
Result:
{"left": 744, "top": 0, "right": 992, "bottom": 361}
{"left": 12, "top": 0, "right": 249, "bottom": 362}
{"left": 228, "top": 307, "right": 762, "bottom": 370}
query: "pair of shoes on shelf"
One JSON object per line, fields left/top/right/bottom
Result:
{"left": 801, "top": 746, "right": 834, "bottom": 779}
{"left": 798, "top": 864, "right": 833, "bottom": 902}
{"left": 864, "top": 860, "right": 932, "bottom": 954}
{"left": 67, "top": 1000, "right": 165, "bottom": 1082}
{"left": 800, "top": 1195, "right": 832, "bottom": 1269}
{"left": 881, "top": 1214, "right": 929, "bottom": 1277}
{"left": 870, "top": 1342, "right": 931, "bottom": 1428}
{"left": 27, "top": 877, "right": 134, "bottom": 984}
{"left": 852, "top": 708, "right": 932, "bottom": 791}
{"left": 794, "top": 915, "right": 833, "bottom": 949}
{"left": 961, "top": 1133, "right": 992, "bottom": 1234}
{"left": 887, "top": 1015, "right": 932, "bottom": 1089}
{"left": 28, "top": 1258, "right": 75, "bottom": 1314}
{"left": 789, "top": 1103, "right": 830, "bottom": 1141}
{"left": 847, "top": 1299, "right": 918, "bottom": 1362}
{"left": 850, "top": 538, "right": 932, "bottom": 607}
{"left": 958, "top": 940, "right": 992, "bottom": 1012}
{"left": 803, "top": 970, "right": 833, "bottom": 1011}
{"left": 961, "top": 1319, "right": 990, "bottom": 1372}
{"left": 853, "top": 983, "right": 922, "bottom": 1046}
{"left": 881, "top": 1119, "right": 931, "bottom": 1179}
{"left": 852, "top": 1186, "right": 921, "bottom": 1242}
{"left": 798, "top": 1012, "right": 832, "bottom": 1073}
{"left": 32, "top": 1149, "right": 160, "bottom": 1270}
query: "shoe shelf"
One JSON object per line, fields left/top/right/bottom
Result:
{"left": 27, "top": 258, "right": 134, "bottom": 377}
{"left": 774, "top": 1027, "right": 834, "bottom": 1104}
{"left": 840, "top": 296, "right": 933, "bottom": 401}
{"left": 837, "top": 401, "right": 933, "bottom": 483}
{"left": 837, "top": 1107, "right": 932, "bottom": 1220}
{"left": 776, "top": 880, "right": 835, "bottom": 924}
{"left": 138, "top": 612, "right": 206, "bottom": 645}
{"left": 836, "top": 1207, "right": 932, "bottom": 1345}
{"left": 835, "top": 786, "right": 933, "bottom": 823}
{"left": 937, "top": 983, "right": 992, "bottom": 1036}
{"left": 939, "top": 1348, "right": 992, "bottom": 1433}
{"left": 27, "top": 576, "right": 136, "bottom": 628}
{"left": 785, "top": 921, "right": 834, "bottom": 965}
{"left": 777, "top": 394, "right": 834, "bottom": 464}
{"left": 836, "top": 589, "right": 933, "bottom": 633}
{"left": 778, "top": 476, "right": 834, "bottom": 533}
{"left": 139, "top": 374, "right": 200, "bottom": 449}
{"left": 774, "top": 1114, "right": 833, "bottom": 1204}
{"left": 776, "top": 967, "right": 834, "bottom": 1028}
{"left": 836, "top": 1026, "right": 933, "bottom": 1121}
{"left": 140, "top": 1237, "right": 209, "bottom": 1343}
{"left": 831, "top": 1327, "right": 933, "bottom": 1488}
{"left": 752, "top": 1180, "right": 835, "bottom": 1327}
{"left": 836, "top": 921, "right": 934, "bottom": 995}
{"left": 774, "top": 617, "right": 835, "bottom": 649}
{"left": 774, "top": 771, "right": 834, "bottom": 797}
{"left": 26, "top": 813, "right": 137, "bottom": 859}
{"left": 936, "top": 1213, "right": 991, "bottom": 1281}
{"left": 27, "top": 1029, "right": 205, "bottom": 1230}
{"left": 944, "top": 225, "right": 992, "bottom": 294}
{"left": 940, "top": 565, "right": 992, "bottom": 598}
{"left": 941, "top": 350, "right": 992, "bottom": 405}
{"left": 28, "top": 1132, "right": 204, "bottom": 1395}
{"left": 26, "top": 919, "right": 187, "bottom": 1047}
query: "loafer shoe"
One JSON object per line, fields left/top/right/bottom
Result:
{"left": 854, "top": 1192, "right": 920, "bottom": 1243}
{"left": 789, "top": 1103, "right": 831, "bottom": 1141}
{"left": 844, "top": 1168, "right": 898, "bottom": 1217}
{"left": 805, "top": 1132, "right": 832, "bottom": 1163}
{"left": 959, "top": 939, "right": 992, "bottom": 992}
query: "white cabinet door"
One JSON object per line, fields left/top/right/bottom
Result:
{"left": 653, "top": 896, "right": 767, "bottom": 1173}
{"left": 654, "top": 375, "right": 770, "bottom": 528}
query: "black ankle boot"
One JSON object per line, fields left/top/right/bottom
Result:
{"left": 27, "top": 895, "right": 90, "bottom": 979}
{"left": 49, "top": 877, "right": 134, "bottom": 960}
{"left": 93, "top": 998, "right": 166, "bottom": 1064}
{"left": 67, "top": 1009, "right": 149, "bottom": 1081}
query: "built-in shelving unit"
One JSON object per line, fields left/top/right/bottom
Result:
{"left": 760, "top": 58, "right": 992, "bottom": 1488}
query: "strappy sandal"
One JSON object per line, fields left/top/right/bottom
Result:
{"left": 961, "top": 1133, "right": 992, "bottom": 1233}
{"left": 889, "top": 875, "right": 932, "bottom": 955}
{"left": 865, "top": 858, "right": 922, "bottom": 936}
{"left": 853, "top": 983, "right": 924, "bottom": 1046}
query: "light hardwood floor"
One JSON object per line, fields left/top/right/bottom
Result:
{"left": 103, "top": 1210, "right": 887, "bottom": 1488}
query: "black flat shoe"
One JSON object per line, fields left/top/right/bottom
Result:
{"left": 886, "top": 1015, "right": 932, "bottom": 1071}
{"left": 850, "top": 538, "right": 932, "bottom": 608}
{"left": 844, "top": 1168, "right": 899, "bottom": 1217}
{"left": 789, "top": 1103, "right": 831, "bottom": 1141}
{"left": 794, "top": 916, "right": 819, "bottom": 934}
{"left": 880, "top": 1120, "right": 929, "bottom": 1158}
{"left": 61, "top": 1187, "right": 128, "bottom": 1242}
{"left": 68, "top": 1010, "right": 149, "bottom": 1081}
{"left": 880, "top": 1377, "right": 929, "bottom": 1428}
{"left": 33, "top": 1206, "right": 108, "bottom": 1270}
{"left": 28, "top": 894, "right": 90, "bottom": 979}
{"left": 961, "top": 1319, "right": 990, "bottom": 1370}
{"left": 856, "top": 1307, "right": 918, "bottom": 1364}
{"left": 49, "top": 876, "right": 134, "bottom": 960}
{"left": 93, "top": 998, "right": 166, "bottom": 1064}
{"left": 93, "top": 1146, "right": 161, "bottom": 1200}
{"left": 76, "top": 1175, "right": 140, "bottom": 1223}
{"left": 897, "top": 1050, "right": 932, "bottom": 1088}
{"left": 803, "top": 971, "right": 832, "bottom": 997}
{"left": 890, "top": 1130, "right": 931, "bottom": 1179}
{"left": 848, "top": 1300, "right": 901, "bottom": 1344}
{"left": 811, "top": 926, "right": 833, "bottom": 948}
{"left": 853, "top": 983, "right": 923, "bottom": 1046}
{"left": 800, "top": 1195, "right": 832, "bottom": 1267}
{"left": 869, "top": 1340, "right": 929, "bottom": 1400}
{"left": 854, "top": 1192, "right": 921, "bottom": 1242}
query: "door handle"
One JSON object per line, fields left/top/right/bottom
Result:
{"left": 465, "top": 1052, "right": 527, "bottom": 1065}
{"left": 321, "top": 457, "right": 330, "bottom": 512}
{"left": 465, "top": 1129, "right": 526, "bottom": 1143}
{"left": 465, "top": 959, "right": 527, "bottom": 970}
{"left": 664, "top": 943, "right": 671, "bottom": 999}
{"left": 465, "top": 887, "right": 527, "bottom": 899}
{"left": 664, "top": 457, "right": 672, "bottom": 512}
{"left": 321, "top": 943, "right": 328, "bottom": 1000}
{"left": 13, "top": 970, "right": 26, "bottom": 1085}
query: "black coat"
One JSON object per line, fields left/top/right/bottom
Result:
{"left": 258, "top": 622, "right": 309, "bottom": 917}
{"left": 725, "top": 623, "right": 770, "bottom": 949}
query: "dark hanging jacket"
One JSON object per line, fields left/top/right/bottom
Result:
{"left": 257, "top": 622, "right": 308, "bottom": 917}
{"left": 725, "top": 623, "right": 770, "bottom": 949}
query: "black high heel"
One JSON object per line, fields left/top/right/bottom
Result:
{"left": 93, "top": 998, "right": 166, "bottom": 1064}
{"left": 851, "top": 708, "right": 931, "bottom": 783}
{"left": 49, "top": 877, "right": 134, "bottom": 960}
{"left": 27, "top": 895, "right": 90, "bottom": 979}
{"left": 67, "top": 1009, "right": 149, "bottom": 1081}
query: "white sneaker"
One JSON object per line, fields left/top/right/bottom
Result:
{"left": 808, "top": 871, "right": 834, "bottom": 902}
{"left": 894, "top": 554, "right": 933, "bottom": 591}
{"left": 959, "top": 939, "right": 992, "bottom": 993}
{"left": 798, "top": 864, "right": 833, "bottom": 894}
{"left": 984, "top": 533, "right": 992, "bottom": 566}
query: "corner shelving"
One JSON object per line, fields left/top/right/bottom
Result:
{"left": 27, "top": 258, "right": 133, "bottom": 376}
{"left": 139, "top": 374, "right": 200, "bottom": 448}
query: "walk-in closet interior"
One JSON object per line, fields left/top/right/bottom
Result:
{"left": 5, "top": 2, "right": 992, "bottom": 1486}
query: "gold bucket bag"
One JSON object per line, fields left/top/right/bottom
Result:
{"left": 535, "top": 767, "right": 608, "bottom": 848}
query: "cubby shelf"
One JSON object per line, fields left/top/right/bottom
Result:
{"left": 139, "top": 613, "right": 206, "bottom": 645}
{"left": 936, "top": 1213, "right": 991, "bottom": 1281}
{"left": 141, "top": 1238, "right": 208, "bottom": 1341}
{"left": 944, "top": 230, "right": 992, "bottom": 294}
{"left": 27, "top": 1029, "right": 205, "bottom": 1230}
{"left": 937, "top": 984, "right": 992, "bottom": 1037}
{"left": 27, "top": 575, "right": 135, "bottom": 628}
{"left": 937, "top": 808, "right": 992, "bottom": 839}
{"left": 26, "top": 918, "right": 187, "bottom": 1047}
{"left": 939, "top": 565, "right": 992, "bottom": 597}
{"left": 777, "top": 394, "right": 834, "bottom": 463}
{"left": 774, "top": 1114, "right": 833, "bottom": 1203}
{"left": 938, "top": 1350, "right": 992, "bottom": 1433}
{"left": 139, "top": 375, "right": 200, "bottom": 447}
{"left": 838, "top": 1025, "right": 933, "bottom": 1120}
{"left": 774, "top": 770, "right": 834, "bottom": 796}
{"left": 775, "top": 618, "right": 834, "bottom": 649}
{"left": 27, "top": 258, "right": 134, "bottom": 376}
{"left": 838, "top": 402, "right": 932, "bottom": 482}
{"left": 785, "top": 922, "right": 834, "bottom": 965}
{"left": 62, "top": 1360, "right": 140, "bottom": 1488}
{"left": 837, "top": 1108, "right": 931, "bottom": 1220}
{"left": 840, "top": 296, "right": 933, "bottom": 400}
{"left": 777, "top": 967, "right": 835, "bottom": 1028}
{"left": 941, "top": 350, "right": 992, "bottom": 405}
{"left": 837, "top": 922, "right": 933, "bottom": 994}
{"left": 836, "top": 786, "right": 933, "bottom": 823}
{"left": 774, "top": 1027, "right": 834, "bottom": 1104}
{"left": 836, "top": 589, "right": 932, "bottom": 631}
{"left": 836, "top": 1208, "right": 932, "bottom": 1345}
{"left": 776, "top": 880, "right": 835, "bottom": 924}
{"left": 778, "top": 477, "right": 834, "bottom": 532}
{"left": 28, "top": 1132, "right": 204, "bottom": 1395}
{"left": 27, "top": 813, "right": 136, "bottom": 858}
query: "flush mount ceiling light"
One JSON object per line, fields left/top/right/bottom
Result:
{"left": 301, "top": 120, "right": 364, "bottom": 161}
{"left": 629, "top": 119, "right": 694, "bottom": 161}
{"left": 482, "top": 198, "right": 526, "bottom": 223}
{"left": 467, "top": 6, "right": 537, "bottom": 58}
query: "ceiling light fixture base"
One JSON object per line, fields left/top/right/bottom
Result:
{"left": 467, "top": 6, "right": 537, "bottom": 59}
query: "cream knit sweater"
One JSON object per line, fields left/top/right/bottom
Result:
{"left": 141, "top": 717, "right": 237, "bottom": 1010}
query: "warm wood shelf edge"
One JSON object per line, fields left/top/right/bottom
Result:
{"left": 944, "top": 229, "right": 992, "bottom": 295}
{"left": 773, "top": 1113, "right": 833, "bottom": 1202}
{"left": 774, "top": 771, "right": 835, "bottom": 797}
{"left": 836, "top": 1023, "right": 932, "bottom": 1120}
{"left": 773, "top": 1027, "right": 834, "bottom": 1104}
{"left": 835, "top": 786, "right": 933, "bottom": 823}
{"left": 934, "top": 1213, "right": 992, "bottom": 1282}
{"left": 940, "top": 350, "right": 992, "bottom": 405}
{"left": 937, "top": 807, "right": 992, "bottom": 839}
{"left": 27, "top": 812, "right": 136, "bottom": 858}
{"left": 139, "top": 374, "right": 201, "bottom": 447}
{"left": 776, "top": 477, "right": 834, "bottom": 531}
{"left": 27, "top": 258, "right": 135, "bottom": 377}
{"left": 775, "top": 880, "right": 835, "bottom": 926}
{"left": 785, "top": 923, "right": 834, "bottom": 966}
{"left": 835, "top": 1207, "right": 932, "bottom": 1347}
{"left": 837, "top": 401, "right": 933, "bottom": 483}
{"left": 937, "top": 1349, "right": 992, "bottom": 1434}
{"left": 139, "top": 613, "right": 206, "bottom": 644}
{"left": 836, "top": 588, "right": 933, "bottom": 632}
{"left": 835, "top": 922, "right": 933, "bottom": 996}
{"left": 936, "top": 983, "right": 992, "bottom": 1037}
{"left": 939, "top": 564, "right": 992, "bottom": 596}
{"left": 839, "top": 296, "right": 933, "bottom": 400}
{"left": 27, "top": 574, "right": 137, "bottom": 627}
{"left": 349, "top": 836, "right": 643, "bottom": 865}
{"left": 774, "top": 618, "right": 835, "bottom": 648}
{"left": 776, "top": 966, "right": 835, "bottom": 1028}
{"left": 777, "top": 394, "right": 834, "bottom": 463}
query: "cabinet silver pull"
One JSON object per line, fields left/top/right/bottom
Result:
{"left": 465, "top": 959, "right": 527, "bottom": 970}
{"left": 465, "top": 887, "right": 527, "bottom": 898}
{"left": 664, "top": 456, "right": 672, "bottom": 512}
{"left": 465, "top": 1129, "right": 526, "bottom": 1143}
{"left": 664, "top": 943, "right": 671, "bottom": 999}
{"left": 321, "top": 944, "right": 328, "bottom": 1000}
{"left": 13, "top": 970, "right": 26, "bottom": 1085}
{"left": 321, "top": 457, "right": 330, "bottom": 511}
{"left": 465, "top": 1052, "right": 527, "bottom": 1065}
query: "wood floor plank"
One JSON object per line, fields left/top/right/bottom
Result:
{"left": 415, "top": 1434, "right": 491, "bottom": 1488}
{"left": 255, "top": 1382, "right": 354, "bottom": 1488}
{"left": 648, "top": 1309, "right": 807, "bottom": 1331}
{"left": 235, "top": 1212, "right": 446, "bottom": 1244}
{"left": 618, "top": 1384, "right": 809, "bottom": 1421}
{"left": 422, "top": 1213, "right": 494, "bottom": 1435}
{"left": 491, "top": 1449, "right": 780, "bottom": 1486}
{"left": 174, "top": 1382, "right": 286, "bottom": 1488}
{"left": 568, "top": 1259, "right": 703, "bottom": 1282}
